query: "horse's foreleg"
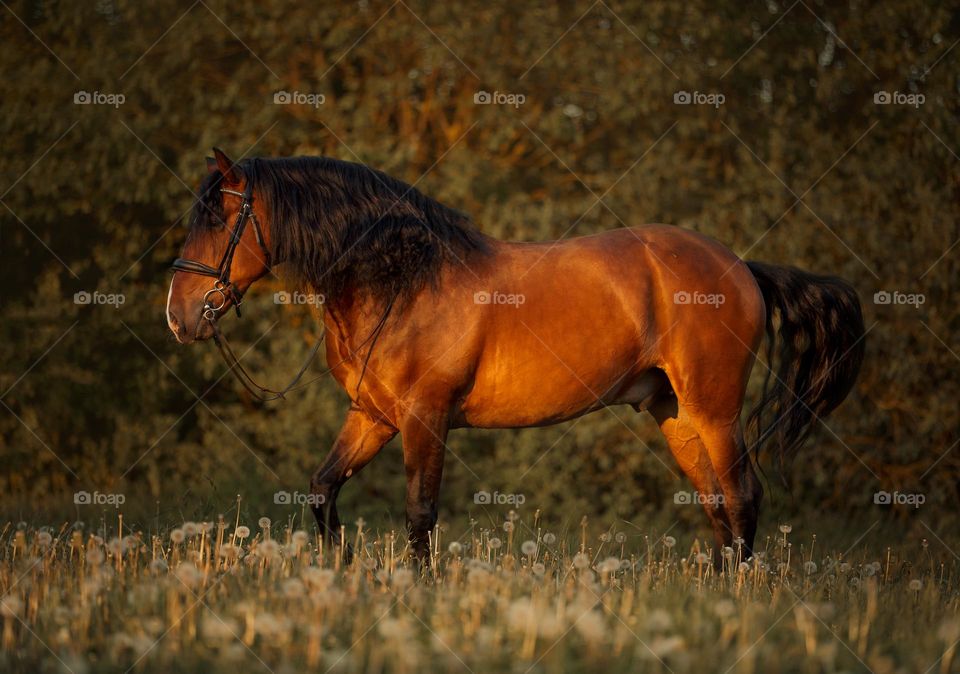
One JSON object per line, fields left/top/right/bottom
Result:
{"left": 310, "top": 407, "right": 396, "bottom": 552}
{"left": 398, "top": 408, "right": 449, "bottom": 562}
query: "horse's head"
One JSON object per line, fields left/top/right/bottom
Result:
{"left": 166, "top": 149, "right": 272, "bottom": 344}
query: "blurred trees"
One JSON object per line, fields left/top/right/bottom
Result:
{"left": 0, "top": 0, "right": 957, "bottom": 529}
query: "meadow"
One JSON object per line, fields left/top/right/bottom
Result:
{"left": 2, "top": 1, "right": 958, "bottom": 672}
{"left": 1, "top": 507, "right": 958, "bottom": 674}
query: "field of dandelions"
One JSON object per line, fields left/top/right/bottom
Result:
{"left": 1, "top": 506, "right": 958, "bottom": 674}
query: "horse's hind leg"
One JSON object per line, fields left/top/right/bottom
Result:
{"left": 693, "top": 417, "right": 762, "bottom": 558}
{"left": 649, "top": 395, "right": 733, "bottom": 564}
{"left": 310, "top": 408, "right": 396, "bottom": 553}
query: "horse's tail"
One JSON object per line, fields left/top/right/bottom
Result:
{"left": 745, "top": 261, "right": 865, "bottom": 476}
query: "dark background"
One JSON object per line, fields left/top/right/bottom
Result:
{"left": 1, "top": 1, "right": 957, "bottom": 541}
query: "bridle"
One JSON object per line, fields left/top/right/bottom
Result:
{"left": 170, "top": 179, "right": 321, "bottom": 401}
{"left": 169, "top": 174, "right": 397, "bottom": 402}
{"left": 171, "top": 180, "right": 270, "bottom": 322}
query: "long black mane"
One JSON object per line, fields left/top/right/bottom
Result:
{"left": 189, "top": 156, "right": 489, "bottom": 304}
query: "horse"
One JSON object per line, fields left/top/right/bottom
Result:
{"left": 166, "top": 148, "right": 865, "bottom": 563}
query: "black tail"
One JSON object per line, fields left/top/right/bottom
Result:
{"left": 745, "top": 261, "right": 866, "bottom": 477}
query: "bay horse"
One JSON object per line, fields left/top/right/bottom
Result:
{"left": 166, "top": 148, "right": 865, "bottom": 562}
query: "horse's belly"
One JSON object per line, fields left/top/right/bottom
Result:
{"left": 454, "top": 366, "right": 666, "bottom": 429}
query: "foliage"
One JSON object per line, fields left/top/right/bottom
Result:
{"left": 0, "top": 0, "right": 958, "bottom": 538}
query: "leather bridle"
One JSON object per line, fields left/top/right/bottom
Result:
{"left": 170, "top": 179, "right": 323, "bottom": 401}
{"left": 171, "top": 180, "right": 270, "bottom": 323}
{"left": 169, "top": 176, "right": 395, "bottom": 402}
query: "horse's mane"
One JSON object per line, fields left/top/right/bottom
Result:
{"left": 188, "top": 156, "right": 489, "bottom": 304}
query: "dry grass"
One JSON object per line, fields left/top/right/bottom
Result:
{"left": 0, "top": 508, "right": 958, "bottom": 674}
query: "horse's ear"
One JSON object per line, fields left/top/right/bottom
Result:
{"left": 212, "top": 147, "right": 240, "bottom": 185}
{"left": 206, "top": 156, "right": 218, "bottom": 174}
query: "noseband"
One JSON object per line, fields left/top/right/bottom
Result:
{"left": 171, "top": 181, "right": 271, "bottom": 322}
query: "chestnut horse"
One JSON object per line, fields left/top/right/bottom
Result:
{"left": 167, "top": 149, "right": 865, "bottom": 562}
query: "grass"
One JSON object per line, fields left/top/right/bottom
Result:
{"left": 1, "top": 506, "right": 958, "bottom": 674}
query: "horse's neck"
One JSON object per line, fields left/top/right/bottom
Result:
{"left": 322, "top": 290, "right": 385, "bottom": 351}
